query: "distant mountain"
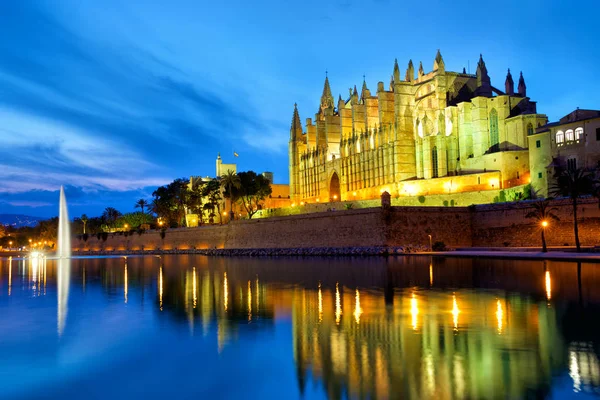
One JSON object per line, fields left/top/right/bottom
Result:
{"left": 0, "top": 214, "right": 45, "bottom": 228}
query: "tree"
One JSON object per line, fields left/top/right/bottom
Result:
{"left": 550, "top": 167, "right": 595, "bottom": 251}
{"left": 233, "top": 171, "right": 272, "bottom": 219}
{"left": 134, "top": 199, "right": 150, "bottom": 224}
{"left": 202, "top": 179, "right": 223, "bottom": 224}
{"left": 102, "top": 207, "right": 122, "bottom": 229}
{"left": 81, "top": 214, "right": 88, "bottom": 234}
{"left": 186, "top": 178, "right": 206, "bottom": 224}
{"left": 220, "top": 170, "right": 241, "bottom": 221}
{"left": 525, "top": 199, "right": 560, "bottom": 252}
{"left": 152, "top": 178, "right": 190, "bottom": 227}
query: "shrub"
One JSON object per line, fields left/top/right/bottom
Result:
{"left": 443, "top": 200, "right": 449, "bottom": 207}
{"left": 432, "top": 241, "right": 446, "bottom": 251}
{"left": 344, "top": 203, "right": 354, "bottom": 210}
{"left": 450, "top": 199, "right": 455, "bottom": 207}
{"left": 418, "top": 195, "right": 426, "bottom": 204}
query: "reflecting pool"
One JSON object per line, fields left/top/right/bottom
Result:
{"left": 0, "top": 255, "right": 599, "bottom": 399}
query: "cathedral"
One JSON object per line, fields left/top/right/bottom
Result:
{"left": 288, "top": 52, "right": 548, "bottom": 203}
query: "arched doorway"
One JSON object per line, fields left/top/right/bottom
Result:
{"left": 329, "top": 172, "right": 340, "bottom": 202}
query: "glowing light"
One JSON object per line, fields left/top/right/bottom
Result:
{"left": 489, "top": 178, "right": 500, "bottom": 188}
{"left": 300, "top": 201, "right": 305, "bottom": 206}
{"left": 124, "top": 264, "right": 128, "bottom": 304}
{"left": 411, "top": 293, "right": 419, "bottom": 330}
{"left": 429, "top": 263, "right": 433, "bottom": 286}
{"left": 291, "top": 203, "right": 296, "bottom": 207}
{"left": 545, "top": 270, "right": 552, "bottom": 300}
{"left": 247, "top": 280, "right": 252, "bottom": 321}
{"left": 316, "top": 198, "right": 320, "bottom": 202}
{"left": 333, "top": 195, "right": 337, "bottom": 200}
{"left": 335, "top": 282, "right": 342, "bottom": 325}
{"left": 452, "top": 294, "right": 460, "bottom": 330}
{"left": 496, "top": 299, "right": 503, "bottom": 334}
{"left": 159, "top": 266, "right": 163, "bottom": 311}
{"left": 192, "top": 267, "right": 197, "bottom": 309}
{"left": 352, "top": 192, "right": 357, "bottom": 197}
{"left": 541, "top": 220, "right": 548, "bottom": 228}
{"left": 570, "top": 351, "right": 581, "bottom": 392}
{"left": 223, "top": 272, "right": 228, "bottom": 311}
{"left": 354, "top": 289, "right": 363, "bottom": 324}
{"left": 403, "top": 184, "right": 418, "bottom": 196}
{"left": 223, "top": 212, "right": 227, "bottom": 216}
{"left": 318, "top": 283, "right": 323, "bottom": 323}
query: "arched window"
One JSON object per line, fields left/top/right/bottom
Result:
{"left": 527, "top": 123, "right": 533, "bottom": 136}
{"left": 431, "top": 146, "right": 439, "bottom": 178}
{"left": 556, "top": 130, "right": 564, "bottom": 145}
{"left": 417, "top": 120, "right": 424, "bottom": 138}
{"left": 489, "top": 109, "right": 499, "bottom": 151}
{"left": 575, "top": 127, "right": 584, "bottom": 142}
{"left": 566, "top": 129, "right": 574, "bottom": 142}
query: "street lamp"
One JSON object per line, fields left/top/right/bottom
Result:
{"left": 541, "top": 220, "right": 549, "bottom": 252}
{"left": 428, "top": 235, "right": 432, "bottom": 252}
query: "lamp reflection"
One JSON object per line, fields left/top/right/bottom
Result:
{"left": 124, "top": 262, "right": 128, "bottom": 304}
{"left": 545, "top": 270, "right": 552, "bottom": 301}
{"left": 496, "top": 299, "right": 503, "bottom": 334}
{"left": 8, "top": 257, "right": 12, "bottom": 296}
{"left": 452, "top": 294, "right": 459, "bottom": 330}
{"left": 411, "top": 293, "right": 418, "bottom": 330}
{"left": 247, "top": 280, "right": 252, "bottom": 321}
{"left": 193, "top": 267, "right": 197, "bottom": 309}
{"left": 335, "top": 282, "right": 342, "bottom": 325}
{"left": 318, "top": 283, "right": 323, "bottom": 323}
{"left": 159, "top": 265, "right": 163, "bottom": 311}
{"left": 223, "top": 272, "right": 228, "bottom": 312}
{"left": 429, "top": 262, "right": 433, "bottom": 287}
{"left": 354, "top": 289, "right": 362, "bottom": 324}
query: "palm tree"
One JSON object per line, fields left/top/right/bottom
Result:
{"left": 220, "top": 170, "right": 241, "bottom": 221}
{"left": 102, "top": 207, "right": 122, "bottom": 230}
{"left": 81, "top": 214, "right": 88, "bottom": 234}
{"left": 525, "top": 199, "right": 560, "bottom": 252}
{"left": 135, "top": 199, "right": 150, "bottom": 224}
{"left": 550, "top": 167, "right": 595, "bottom": 251}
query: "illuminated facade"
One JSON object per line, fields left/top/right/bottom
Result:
{"left": 289, "top": 52, "right": 548, "bottom": 202}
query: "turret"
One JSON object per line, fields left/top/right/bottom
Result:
{"left": 351, "top": 85, "right": 358, "bottom": 105}
{"left": 476, "top": 54, "right": 492, "bottom": 97}
{"left": 505, "top": 69, "right": 514, "bottom": 95}
{"left": 418, "top": 61, "right": 424, "bottom": 78}
{"left": 433, "top": 49, "right": 445, "bottom": 73}
{"left": 320, "top": 74, "right": 334, "bottom": 112}
{"left": 405, "top": 60, "right": 414, "bottom": 82}
{"left": 290, "top": 103, "right": 303, "bottom": 141}
{"left": 518, "top": 71, "right": 527, "bottom": 97}
{"left": 360, "top": 77, "right": 370, "bottom": 103}
{"left": 393, "top": 58, "right": 400, "bottom": 82}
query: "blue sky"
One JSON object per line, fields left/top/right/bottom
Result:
{"left": 1, "top": 0, "right": 599, "bottom": 218}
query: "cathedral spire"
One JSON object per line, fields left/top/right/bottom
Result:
{"left": 351, "top": 85, "right": 358, "bottom": 105}
{"left": 320, "top": 74, "right": 334, "bottom": 110}
{"left": 433, "top": 49, "right": 445, "bottom": 72}
{"left": 393, "top": 58, "right": 400, "bottom": 82}
{"left": 360, "top": 76, "right": 369, "bottom": 103}
{"left": 405, "top": 60, "right": 414, "bottom": 82}
{"left": 518, "top": 71, "right": 527, "bottom": 97}
{"left": 389, "top": 75, "right": 395, "bottom": 91}
{"left": 290, "top": 103, "right": 303, "bottom": 141}
{"left": 505, "top": 69, "right": 514, "bottom": 95}
{"left": 476, "top": 54, "right": 492, "bottom": 96}
{"left": 418, "top": 61, "right": 424, "bottom": 78}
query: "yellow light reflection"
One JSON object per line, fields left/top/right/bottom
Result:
{"left": 429, "top": 262, "right": 433, "bottom": 286}
{"left": 335, "top": 282, "right": 342, "bottom": 325}
{"left": 8, "top": 257, "right": 12, "bottom": 296}
{"left": 570, "top": 351, "right": 581, "bottom": 392}
{"left": 247, "top": 280, "right": 252, "bottom": 321}
{"left": 496, "top": 299, "right": 503, "bottom": 334}
{"left": 124, "top": 263, "right": 128, "bottom": 304}
{"left": 452, "top": 294, "right": 460, "bottom": 330}
{"left": 545, "top": 270, "right": 552, "bottom": 301}
{"left": 318, "top": 283, "right": 323, "bottom": 323}
{"left": 411, "top": 293, "right": 419, "bottom": 330}
{"left": 255, "top": 277, "right": 259, "bottom": 313}
{"left": 31, "top": 256, "right": 39, "bottom": 287}
{"left": 159, "top": 265, "right": 163, "bottom": 311}
{"left": 223, "top": 272, "right": 228, "bottom": 312}
{"left": 192, "top": 267, "right": 197, "bottom": 309}
{"left": 354, "top": 289, "right": 363, "bottom": 324}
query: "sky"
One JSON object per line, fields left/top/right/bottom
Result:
{"left": 0, "top": 0, "right": 599, "bottom": 219}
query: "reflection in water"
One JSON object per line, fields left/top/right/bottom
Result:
{"left": 8, "top": 256, "right": 12, "bottom": 296}
{"left": 1, "top": 255, "right": 600, "bottom": 398}
{"left": 57, "top": 256, "right": 71, "bottom": 336}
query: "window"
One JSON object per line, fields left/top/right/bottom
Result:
{"left": 565, "top": 129, "right": 574, "bottom": 142}
{"left": 431, "top": 146, "right": 439, "bottom": 178}
{"left": 575, "top": 127, "right": 584, "bottom": 142}
{"left": 527, "top": 123, "right": 533, "bottom": 136}
{"left": 556, "top": 130, "right": 564, "bottom": 145}
{"left": 489, "top": 109, "right": 499, "bottom": 151}
{"left": 567, "top": 158, "right": 577, "bottom": 171}
{"left": 536, "top": 140, "right": 541, "bottom": 148}
{"left": 538, "top": 172, "right": 543, "bottom": 179}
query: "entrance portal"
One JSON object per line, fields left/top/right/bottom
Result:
{"left": 329, "top": 172, "right": 340, "bottom": 202}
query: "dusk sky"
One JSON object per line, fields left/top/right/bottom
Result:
{"left": 1, "top": 0, "right": 599, "bottom": 219}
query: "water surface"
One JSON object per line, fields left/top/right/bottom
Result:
{"left": 0, "top": 255, "right": 599, "bottom": 399}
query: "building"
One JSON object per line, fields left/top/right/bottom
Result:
{"left": 289, "top": 52, "right": 548, "bottom": 203}
{"left": 186, "top": 154, "right": 291, "bottom": 226}
{"left": 528, "top": 109, "right": 600, "bottom": 197}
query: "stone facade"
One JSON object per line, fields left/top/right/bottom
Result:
{"left": 528, "top": 109, "right": 600, "bottom": 197}
{"left": 289, "top": 52, "right": 547, "bottom": 204}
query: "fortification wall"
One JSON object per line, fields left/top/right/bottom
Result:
{"left": 74, "top": 198, "right": 600, "bottom": 253}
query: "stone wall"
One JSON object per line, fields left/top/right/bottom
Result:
{"left": 74, "top": 198, "right": 600, "bottom": 253}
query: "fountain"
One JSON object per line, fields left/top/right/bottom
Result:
{"left": 57, "top": 186, "right": 71, "bottom": 336}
